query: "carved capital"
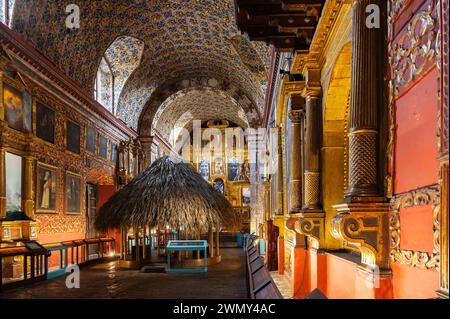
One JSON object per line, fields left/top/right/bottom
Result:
{"left": 295, "top": 213, "right": 325, "bottom": 248}
{"left": 288, "top": 109, "right": 304, "bottom": 122}
{"left": 332, "top": 202, "right": 390, "bottom": 270}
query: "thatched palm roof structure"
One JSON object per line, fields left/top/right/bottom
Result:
{"left": 95, "top": 156, "right": 236, "bottom": 234}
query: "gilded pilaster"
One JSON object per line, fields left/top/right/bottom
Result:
{"left": 288, "top": 109, "right": 304, "bottom": 213}
{"left": 331, "top": 0, "right": 390, "bottom": 271}
{"left": 22, "top": 155, "right": 34, "bottom": 218}
{"left": 138, "top": 136, "right": 154, "bottom": 168}
{"left": 0, "top": 147, "right": 5, "bottom": 219}
{"left": 276, "top": 126, "right": 284, "bottom": 215}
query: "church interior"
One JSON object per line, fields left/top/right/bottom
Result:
{"left": 0, "top": 0, "right": 448, "bottom": 300}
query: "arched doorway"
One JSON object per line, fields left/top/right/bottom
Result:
{"left": 85, "top": 168, "right": 115, "bottom": 239}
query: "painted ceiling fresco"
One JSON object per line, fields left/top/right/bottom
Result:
{"left": 153, "top": 87, "right": 249, "bottom": 142}
{"left": 11, "top": 0, "right": 270, "bottom": 133}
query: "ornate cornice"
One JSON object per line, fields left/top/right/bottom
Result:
{"left": 0, "top": 24, "right": 137, "bottom": 139}
{"left": 389, "top": 186, "right": 440, "bottom": 270}
{"left": 291, "top": 0, "right": 346, "bottom": 74}
{"left": 282, "top": 80, "right": 305, "bottom": 96}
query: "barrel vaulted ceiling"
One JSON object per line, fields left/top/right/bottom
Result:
{"left": 153, "top": 87, "right": 250, "bottom": 143}
{"left": 11, "top": 0, "right": 270, "bottom": 134}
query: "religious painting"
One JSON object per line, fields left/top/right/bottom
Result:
{"left": 214, "top": 157, "right": 224, "bottom": 175}
{"left": 86, "top": 127, "right": 96, "bottom": 153}
{"left": 65, "top": 172, "right": 81, "bottom": 214}
{"left": 5, "top": 152, "right": 22, "bottom": 213}
{"left": 36, "top": 163, "right": 57, "bottom": 213}
{"left": 199, "top": 160, "right": 210, "bottom": 181}
{"left": 66, "top": 120, "right": 81, "bottom": 154}
{"left": 99, "top": 135, "right": 108, "bottom": 159}
{"left": 242, "top": 187, "right": 251, "bottom": 206}
{"left": 3, "top": 83, "right": 32, "bottom": 132}
{"left": 110, "top": 142, "right": 117, "bottom": 163}
{"left": 213, "top": 179, "right": 225, "bottom": 194}
{"left": 228, "top": 157, "right": 238, "bottom": 181}
{"left": 36, "top": 102, "right": 55, "bottom": 144}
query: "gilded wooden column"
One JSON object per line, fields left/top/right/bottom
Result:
{"left": 332, "top": 0, "right": 390, "bottom": 272}
{"left": 438, "top": 0, "right": 449, "bottom": 298}
{"left": 22, "top": 156, "right": 34, "bottom": 218}
{"left": 346, "top": 0, "right": 384, "bottom": 198}
{"left": 288, "top": 109, "right": 304, "bottom": 213}
{"left": 276, "top": 126, "right": 284, "bottom": 215}
{"left": 0, "top": 148, "right": 6, "bottom": 219}
{"left": 302, "top": 87, "right": 322, "bottom": 212}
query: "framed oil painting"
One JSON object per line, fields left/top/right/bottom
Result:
{"left": 5, "top": 152, "right": 22, "bottom": 213}
{"left": 3, "top": 83, "right": 32, "bottom": 132}
{"left": 199, "top": 160, "right": 210, "bottom": 181}
{"left": 99, "top": 135, "right": 108, "bottom": 159}
{"left": 66, "top": 120, "right": 81, "bottom": 154}
{"left": 65, "top": 172, "right": 82, "bottom": 214}
{"left": 86, "top": 127, "right": 96, "bottom": 153}
{"left": 36, "top": 163, "right": 57, "bottom": 213}
{"left": 36, "top": 102, "right": 55, "bottom": 144}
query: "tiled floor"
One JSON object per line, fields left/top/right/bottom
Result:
{"left": 0, "top": 248, "right": 247, "bottom": 299}
{"left": 270, "top": 271, "right": 291, "bottom": 299}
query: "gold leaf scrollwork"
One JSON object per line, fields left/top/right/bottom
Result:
{"left": 390, "top": 186, "right": 440, "bottom": 270}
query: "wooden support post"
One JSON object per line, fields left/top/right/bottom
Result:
{"left": 135, "top": 229, "right": 140, "bottom": 263}
{"left": 208, "top": 228, "right": 214, "bottom": 258}
{"left": 215, "top": 227, "right": 220, "bottom": 257}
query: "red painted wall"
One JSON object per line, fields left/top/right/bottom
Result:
{"left": 395, "top": 68, "right": 439, "bottom": 193}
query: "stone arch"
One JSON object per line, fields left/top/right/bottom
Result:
{"left": 138, "top": 77, "right": 261, "bottom": 137}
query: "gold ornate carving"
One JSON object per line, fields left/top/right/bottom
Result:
{"left": 295, "top": 213, "right": 324, "bottom": 247}
{"left": 288, "top": 109, "right": 304, "bottom": 123}
{"left": 348, "top": 131, "right": 378, "bottom": 194}
{"left": 332, "top": 202, "right": 390, "bottom": 269}
{"left": 391, "top": 2, "right": 438, "bottom": 94}
{"left": 304, "top": 171, "right": 320, "bottom": 207}
{"left": 389, "top": 186, "right": 440, "bottom": 270}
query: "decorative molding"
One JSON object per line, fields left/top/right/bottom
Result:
{"left": 295, "top": 213, "right": 324, "bottom": 248}
{"left": 390, "top": 1, "right": 438, "bottom": 95}
{"left": 389, "top": 186, "right": 440, "bottom": 270}
{"left": 332, "top": 202, "right": 390, "bottom": 270}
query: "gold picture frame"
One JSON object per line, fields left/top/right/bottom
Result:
{"left": 65, "top": 171, "right": 82, "bottom": 215}
{"left": 36, "top": 162, "right": 58, "bottom": 214}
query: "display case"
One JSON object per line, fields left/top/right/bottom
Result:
{"left": 166, "top": 240, "right": 208, "bottom": 273}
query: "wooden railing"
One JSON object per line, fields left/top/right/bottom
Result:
{"left": 245, "top": 234, "right": 283, "bottom": 299}
{"left": 0, "top": 237, "right": 116, "bottom": 290}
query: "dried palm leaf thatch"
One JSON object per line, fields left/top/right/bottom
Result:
{"left": 95, "top": 156, "right": 237, "bottom": 234}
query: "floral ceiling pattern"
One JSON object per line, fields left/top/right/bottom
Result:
{"left": 11, "top": 0, "right": 270, "bottom": 132}
{"left": 104, "top": 36, "right": 144, "bottom": 111}
{"left": 153, "top": 87, "right": 249, "bottom": 143}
